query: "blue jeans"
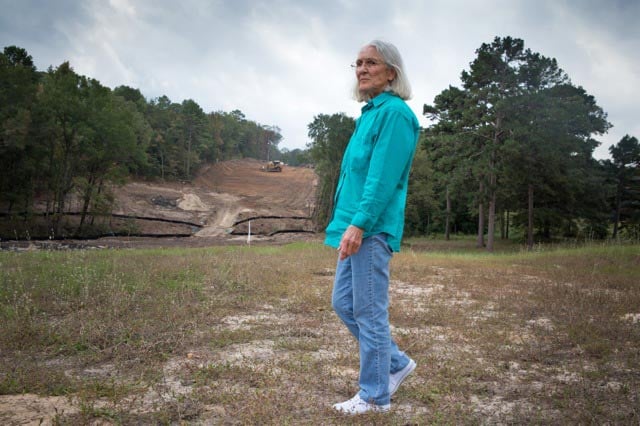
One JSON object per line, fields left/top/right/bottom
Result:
{"left": 331, "top": 233, "right": 411, "bottom": 405}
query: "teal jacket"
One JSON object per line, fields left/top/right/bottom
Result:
{"left": 324, "top": 91, "right": 420, "bottom": 252}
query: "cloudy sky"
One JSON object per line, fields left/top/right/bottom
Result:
{"left": 1, "top": 0, "right": 638, "bottom": 159}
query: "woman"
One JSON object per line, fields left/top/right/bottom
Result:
{"left": 326, "top": 40, "right": 419, "bottom": 415}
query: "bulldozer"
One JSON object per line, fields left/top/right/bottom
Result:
{"left": 263, "top": 160, "right": 283, "bottom": 172}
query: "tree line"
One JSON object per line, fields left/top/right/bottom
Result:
{"left": 2, "top": 38, "right": 639, "bottom": 245}
{"left": 307, "top": 37, "right": 640, "bottom": 249}
{"left": 0, "top": 46, "right": 291, "bottom": 237}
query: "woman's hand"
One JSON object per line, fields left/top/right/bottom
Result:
{"left": 338, "top": 225, "right": 364, "bottom": 260}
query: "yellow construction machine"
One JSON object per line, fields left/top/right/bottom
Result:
{"left": 263, "top": 160, "right": 283, "bottom": 172}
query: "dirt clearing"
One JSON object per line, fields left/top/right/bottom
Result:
{"left": 115, "top": 158, "right": 317, "bottom": 239}
{"left": 2, "top": 159, "right": 318, "bottom": 250}
{"left": 1, "top": 243, "right": 638, "bottom": 424}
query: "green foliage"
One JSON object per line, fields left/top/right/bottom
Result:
{"left": 0, "top": 46, "right": 39, "bottom": 212}
{"left": 422, "top": 36, "right": 620, "bottom": 247}
{"left": 405, "top": 146, "right": 438, "bottom": 235}
{"left": 503, "top": 83, "right": 611, "bottom": 241}
{"left": 607, "top": 135, "right": 640, "bottom": 238}
{"left": 0, "top": 46, "right": 297, "bottom": 239}
{"left": 2, "top": 41, "right": 637, "bottom": 245}
{"left": 200, "top": 109, "right": 282, "bottom": 166}
{"left": 278, "top": 147, "right": 311, "bottom": 166}
{"left": 31, "top": 62, "right": 89, "bottom": 233}
{"left": 306, "top": 113, "right": 355, "bottom": 229}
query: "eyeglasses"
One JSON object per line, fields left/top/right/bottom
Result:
{"left": 350, "top": 58, "right": 386, "bottom": 70}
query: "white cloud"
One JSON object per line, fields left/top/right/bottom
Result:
{"left": 0, "top": 0, "right": 637, "bottom": 158}
{"left": 108, "top": 0, "right": 136, "bottom": 17}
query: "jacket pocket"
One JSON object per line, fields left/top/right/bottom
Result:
{"left": 349, "top": 131, "right": 374, "bottom": 172}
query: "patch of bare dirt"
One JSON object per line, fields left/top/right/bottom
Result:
{"left": 0, "top": 394, "right": 78, "bottom": 425}
{"left": 117, "top": 158, "right": 317, "bottom": 238}
{"left": 1, "top": 159, "right": 318, "bottom": 250}
{"left": 2, "top": 250, "right": 638, "bottom": 423}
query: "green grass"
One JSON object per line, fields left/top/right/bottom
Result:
{"left": 0, "top": 240, "right": 638, "bottom": 424}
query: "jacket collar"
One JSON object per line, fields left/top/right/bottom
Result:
{"left": 362, "top": 91, "right": 396, "bottom": 112}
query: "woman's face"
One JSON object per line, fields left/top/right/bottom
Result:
{"left": 355, "top": 46, "right": 396, "bottom": 99}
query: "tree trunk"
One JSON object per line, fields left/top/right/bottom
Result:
{"left": 527, "top": 183, "right": 534, "bottom": 250}
{"left": 487, "top": 169, "right": 496, "bottom": 251}
{"left": 612, "top": 180, "right": 623, "bottom": 238}
{"left": 487, "top": 190, "right": 496, "bottom": 251}
{"left": 445, "top": 187, "right": 451, "bottom": 241}
{"left": 78, "top": 173, "right": 97, "bottom": 234}
{"left": 543, "top": 221, "right": 551, "bottom": 240}
{"left": 54, "top": 159, "right": 74, "bottom": 234}
{"left": 506, "top": 210, "right": 510, "bottom": 240}
{"left": 487, "top": 122, "right": 500, "bottom": 252}
{"left": 90, "top": 179, "right": 104, "bottom": 226}
{"left": 477, "top": 181, "right": 484, "bottom": 248}
{"left": 53, "top": 125, "right": 76, "bottom": 236}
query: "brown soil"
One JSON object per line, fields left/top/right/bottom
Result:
{"left": 2, "top": 159, "right": 319, "bottom": 249}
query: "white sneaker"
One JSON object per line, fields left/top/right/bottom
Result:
{"left": 332, "top": 394, "right": 390, "bottom": 415}
{"left": 389, "top": 359, "right": 416, "bottom": 396}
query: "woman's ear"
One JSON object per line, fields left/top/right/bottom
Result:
{"left": 387, "top": 67, "right": 397, "bottom": 83}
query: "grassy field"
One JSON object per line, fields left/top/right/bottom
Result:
{"left": 1, "top": 238, "right": 639, "bottom": 424}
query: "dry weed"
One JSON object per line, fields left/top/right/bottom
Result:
{"left": 0, "top": 241, "right": 638, "bottom": 424}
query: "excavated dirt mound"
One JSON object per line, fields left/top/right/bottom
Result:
{"left": 111, "top": 159, "right": 318, "bottom": 244}
{"left": 192, "top": 159, "right": 317, "bottom": 236}
{"left": 1, "top": 159, "right": 319, "bottom": 250}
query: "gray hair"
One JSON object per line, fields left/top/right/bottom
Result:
{"left": 352, "top": 40, "right": 412, "bottom": 102}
